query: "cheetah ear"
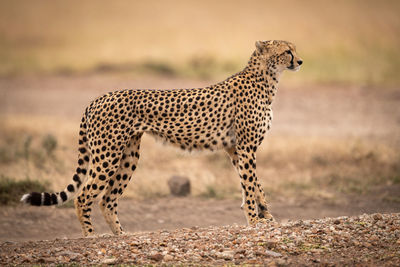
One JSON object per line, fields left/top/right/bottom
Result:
{"left": 255, "top": 41, "right": 265, "bottom": 53}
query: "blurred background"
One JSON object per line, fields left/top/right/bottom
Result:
{"left": 0, "top": 0, "right": 399, "bottom": 84}
{"left": 0, "top": 0, "right": 399, "bottom": 240}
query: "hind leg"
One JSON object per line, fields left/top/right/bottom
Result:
{"left": 99, "top": 134, "right": 142, "bottom": 235}
{"left": 75, "top": 145, "right": 126, "bottom": 236}
{"left": 74, "top": 177, "right": 103, "bottom": 237}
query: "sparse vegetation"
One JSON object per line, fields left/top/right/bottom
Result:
{"left": 41, "top": 134, "right": 58, "bottom": 157}
{"left": 261, "top": 138, "right": 400, "bottom": 201}
{"left": 0, "top": 176, "right": 49, "bottom": 205}
{"left": 0, "top": 132, "right": 61, "bottom": 174}
{"left": 201, "top": 185, "right": 218, "bottom": 199}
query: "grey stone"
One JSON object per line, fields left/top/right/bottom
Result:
{"left": 168, "top": 176, "right": 191, "bottom": 196}
{"left": 265, "top": 250, "right": 282, "bottom": 257}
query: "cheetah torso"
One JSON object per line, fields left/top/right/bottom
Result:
{"left": 85, "top": 70, "right": 275, "bottom": 154}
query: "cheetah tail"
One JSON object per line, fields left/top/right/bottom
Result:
{"left": 20, "top": 110, "right": 90, "bottom": 206}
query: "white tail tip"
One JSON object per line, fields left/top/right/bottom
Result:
{"left": 20, "top": 194, "right": 30, "bottom": 204}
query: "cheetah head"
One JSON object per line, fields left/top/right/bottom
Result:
{"left": 255, "top": 40, "right": 303, "bottom": 72}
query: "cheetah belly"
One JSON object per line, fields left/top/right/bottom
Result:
{"left": 148, "top": 123, "right": 236, "bottom": 151}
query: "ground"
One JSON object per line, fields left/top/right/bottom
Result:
{"left": 1, "top": 196, "right": 400, "bottom": 243}
{"left": 0, "top": 74, "right": 400, "bottom": 264}
{"left": 1, "top": 213, "right": 399, "bottom": 265}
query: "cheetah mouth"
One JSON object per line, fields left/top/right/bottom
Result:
{"left": 288, "top": 65, "right": 300, "bottom": 72}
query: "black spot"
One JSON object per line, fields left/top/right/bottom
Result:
{"left": 99, "top": 175, "right": 106, "bottom": 181}
{"left": 67, "top": 184, "right": 75, "bottom": 192}
{"left": 60, "top": 191, "right": 68, "bottom": 202}
{"left": 103, "top": 162, "right": 108, "bottom": 168}
{"left": 92, "top": 184, "right": 97, "bottom": 190}
{"left": 73, "top": 174, "right": 81, "bottom": 187}
{"left": 109, "top": 180, "right": 114, "bottom": 186}
{"left": 79, "top": 147, "right": 86, "bottom": 154}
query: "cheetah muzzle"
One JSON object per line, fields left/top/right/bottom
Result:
{"left": 21, "top": 40, "right": 303, "bottom": 236}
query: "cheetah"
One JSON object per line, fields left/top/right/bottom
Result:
{"left": 21, "top": 40, "right": 302, "bottom": 237}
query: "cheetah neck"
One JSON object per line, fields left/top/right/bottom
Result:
{"left": 243, "top": 51, "right": 282, "bottom": 104}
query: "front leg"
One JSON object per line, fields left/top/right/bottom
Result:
{"left": 226, "top": 147, "right": 274, "bottom": 225}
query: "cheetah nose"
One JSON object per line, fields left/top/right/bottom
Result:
{"left": 297, "top": 60, "right": 303, "bottom": 65}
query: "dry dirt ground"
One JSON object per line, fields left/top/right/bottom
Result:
{"left": 0, "top": 75, "right": 400, "bottom": 265}
{"left": 1, "top": 196, "right": 400, "bottom": 243}
{"left": 1, "top": 213, "right": 399, "bottom": 266}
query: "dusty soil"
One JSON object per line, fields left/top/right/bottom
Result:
{"left": 1, "top": 213, "right": 399, "bottom": 266}
{"left": 1, "top": 195, "right": 400, "bottom": 243}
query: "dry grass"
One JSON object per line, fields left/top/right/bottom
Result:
{"left": 0, "top": 0, "right": 399, "bottom": 85}
{"left": 1, "top": 115, "right": 398, "bottom": 204}
{"left": 0, "top": 176, "right": 49, "bottom": 206}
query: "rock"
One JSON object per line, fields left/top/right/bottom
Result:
{"left": 217, "top": 250, "right": 234, "bottom": 260}
{"left": 101, "top": 257, "right": 117, "bottom": 264}
{"left": 373, "top": 213, "right": 383, "bottom": 221}
{"left": 265, "top": 250, "right": 282, "bottom": 257}
{"left": 235, "top": 249, "right": 246, "bottom": 254}
{"left": 57, "top": 251, "right": 81, "bottom": 261}
{"left": 149, "top": 253, "right": 164, "bottom": 261}
{"left": 167, "top": 176, "right": 191, "bottom": 196}
{"left": 42, "top": 257, "right": 56, "bottom": 263}
{"left": 163, "top": 254, "right": 174, "bottom": 261}
{"left": 265, "top": 240, "right": 278, "bottom": 249}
